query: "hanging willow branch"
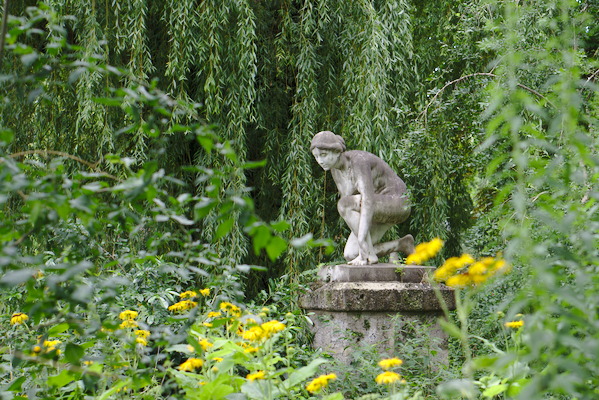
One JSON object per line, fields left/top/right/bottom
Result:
{"left": 7, "top": 150, "right": 119, "bottom": 180}
{"left": 419, "top": 72, "right": 555, "bottom": 125}
{"left": 0, "top": 0, "right": 9, "bottom": 67}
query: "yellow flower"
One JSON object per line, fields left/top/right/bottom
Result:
{"left": 375, "top": 371, "right": 402, "bottom": 385}
{"left": 219, "top": 302, "right": 241, "bottom": 316}
{"left": 212, "top": 357, "right": 223, "bottom": 362}
{"left": 504, "top": 320, "right": 524, "bottom": 329}
{"left": 241, "top": 326, "right": 264, "bottom": 342}
{"left": 168, "top": 300, "right": 198, "bottom": 313}
{"left": 306, "top": 373, "right": 337, "bottom": 393}
{"left": 178, "top": 358, "right": 204, "bottom": 372}
{"left": 468, "top": 262, "right": 487, "bottom": 275}
{"left": 134, "top": 329, "right": 150, "bottom": 338}
{"left": 199, "top": 338, "right": 213, "bottom": 350}
{"left": 203, "top": 322, "right": 213, "bottom": 328}
{"left": 83, "top": 361, "right": 94, "bottom": 365}
{"left": 119, "top": 310, "right": 138, "bottom": 320}
{"left": 378, "top": 358, "right": 403, "bottom": 370}
{"left": 136, "top": 337, "right": 148, "bottom": 346}
{"left": 261, "top": 320, "right": 286, "bottom": 337}
{"left": 244, "top": 346, "right": 259, "bottom": 354}
{"left": 179, "top": 291, "right": 197, "bottom": 299}
{"left": 119, "top": 320, "right": 139, "bottom": 329}
{"left": 406, "top": 238, "right": 444, "bottom": 265}
{"left": 207, "top": 311, "right": 222, "bottom": 318}
{"left": 43, "top": 340, "right": 62, "bottom": 353}
{"left": 445, "top": 274, "right": 472, "bottom": 288}
{"left": 261, "top": 307, "right": 270, "bottom": 313}
{"left": 32, "top": 345, "right": 42, "bottom": 354}
{"left": 10, "top": 312, "right": 29, "bottom": 325}
{"left": 199, "top": 288, "right": 210, "bottom": 297}
{"left": 247, "top": 371, "right": 266, "bottom": 381}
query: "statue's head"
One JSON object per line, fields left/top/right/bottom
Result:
{"left": 310, "top": 131, "right": 346, "bottom": 153}
{"left": 311, "top": 131, "right": 345, "bottom": 171}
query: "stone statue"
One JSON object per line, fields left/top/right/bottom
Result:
{"left": 311, "top": 131, "right": 414, "bottom": 265}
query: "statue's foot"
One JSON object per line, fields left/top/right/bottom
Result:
{"left": 348, "top": 253, "right": 378, "bottom": 265}
{"left": 398, "top": 234, "right": 415, "bottom": 256}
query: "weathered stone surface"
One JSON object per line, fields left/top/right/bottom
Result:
{"left": 317, "top": 263, "right": 435, "bottom": 283}
{"left": 306, "top": 310, "right": 447, "bottom": 364}
{"left": 299, "top": 281, "right": 455, "bottom": 312}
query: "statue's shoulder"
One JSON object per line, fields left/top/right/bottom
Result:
{"left": 344, "top": 150, "right": 376, "bottom": 159}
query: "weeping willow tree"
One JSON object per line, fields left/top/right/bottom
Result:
{"left": 1, "top": 0, "right": 483, "bottom": 284}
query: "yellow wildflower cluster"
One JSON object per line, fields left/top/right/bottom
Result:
{"left": 199, "top": 288, "right": 210, "bottom": 297}
{"left": 198, "top": 338, "right": 213, "bottom": 351}
{"left": 134, "top": 329, "right": 150, "bottom": 346}
{"left": 179, "top": 291, "right": 197, "bottom": 299}
{"left": 118, "top": 310, "right": 140, "bottom": 329}
{"left": 246, "top": 370, "right": 266, "bottom": 381}
{"left": 168, "top": 300, "right": 198, "bottom": 313}
{"left": 434, "top": 255, "right": 508, "bottom": 288}
{"left": 239, "top": 320, "right": 286, "bottom": 342}
{"left": 32, "top": 339, "right": 62, "bottom": 355}
{"left": 119, "top": 310, "right": 138, "bottom": 320}
{"left": 10, "top": 312, "right": 29, "bottom": 325}
{"left": 178, "top": 358, "right": 204, "bottom": 372}
{"left": 405, "top": 238, "right": 444, "bottom": 265}
{"left": 119, "top": 320, "right": 139, "bottom": 329}
{"left": 504, "top": 320, "right": 524, "bottom": 329}
{"left": 219, "top": 302, "right": 242, "bottom": 317}
{"left": 306, "top": 373, "right": 337, "bottom": 394}
{"left": 375, "top": 357, "right": 405, "bottom": 385}
{"left": 378, "top": 357, "right": 403, "bottom": 370}
{"left": 375, "top": 371, "right": 402, "bottom": 385}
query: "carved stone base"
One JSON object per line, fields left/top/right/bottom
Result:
{"left": 300, "top": 266, "right": 455, "bottom": 364}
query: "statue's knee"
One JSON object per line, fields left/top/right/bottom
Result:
{"left": 337, "top": 196, "right": 355, "bottom": 217}
{"left": 344, "top": 248, "right": 358, "bottom": 261}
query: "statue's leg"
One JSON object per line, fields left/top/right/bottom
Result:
{"left": 343, "top": 233, "right": 359, "bottom": 262}
{"left": 374, "top": 234, "right": 415, "bottom": 257}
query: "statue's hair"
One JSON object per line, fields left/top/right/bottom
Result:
{"left": 310, "top": 131, "right": 346, "bottom": 152}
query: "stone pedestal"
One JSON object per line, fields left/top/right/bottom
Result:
{"left": 300, "top": 264, "right": 455, "bottom": 364}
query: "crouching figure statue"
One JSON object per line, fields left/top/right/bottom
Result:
{"left": 311, "top": 131, "right": 415, "bottom": 265}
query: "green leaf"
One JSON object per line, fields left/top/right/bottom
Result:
{"left": 251, "top": 225, "right": 271, "bottom": 255}
{"left": 271, "top": 220, "right": 290, "bottom": 232}
{"left": 282, "top": 358, "right": 328, "bottom": 389}
{"left": 65, "top": 343, "right": 85, "bottom": 364}
{"left": 48, "top": 322, "right": 70, "bottom": 336}
{"left": 47, "top": 370, "right": 77, "bottom": 388}
{"left": 438, "top": 318, "right": 463, "bottom": 339}
{"left": 214, "top": 218, "right": 234, "bottom": 241}
{"left": 506, "top": 379, "right": 529, "bottom": 396}
{"left": 7, "top": 376, "right": 26, "bottom": 391}
{"left": 322, "top": 393, "right": 344, "bottom": 400}
{"left": 0, "top": 269, "right": 35, "bottom": 286}
{"left": 242, "top": 159, "right": 267, "bottom": 169}
{"left": 291, "top": 233, "right": 313, "bottom": 247}
{"left": 0, "top": 129, "right": 14, "bottom": 144}
{"left": 266, "top": 236, "right": 287, "bottom": 261}
{"left": 97, "top": 378, "right": 132, "bottom": 400}
{"left": 482, "top": 383, "right": 508, "bottom": 398}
